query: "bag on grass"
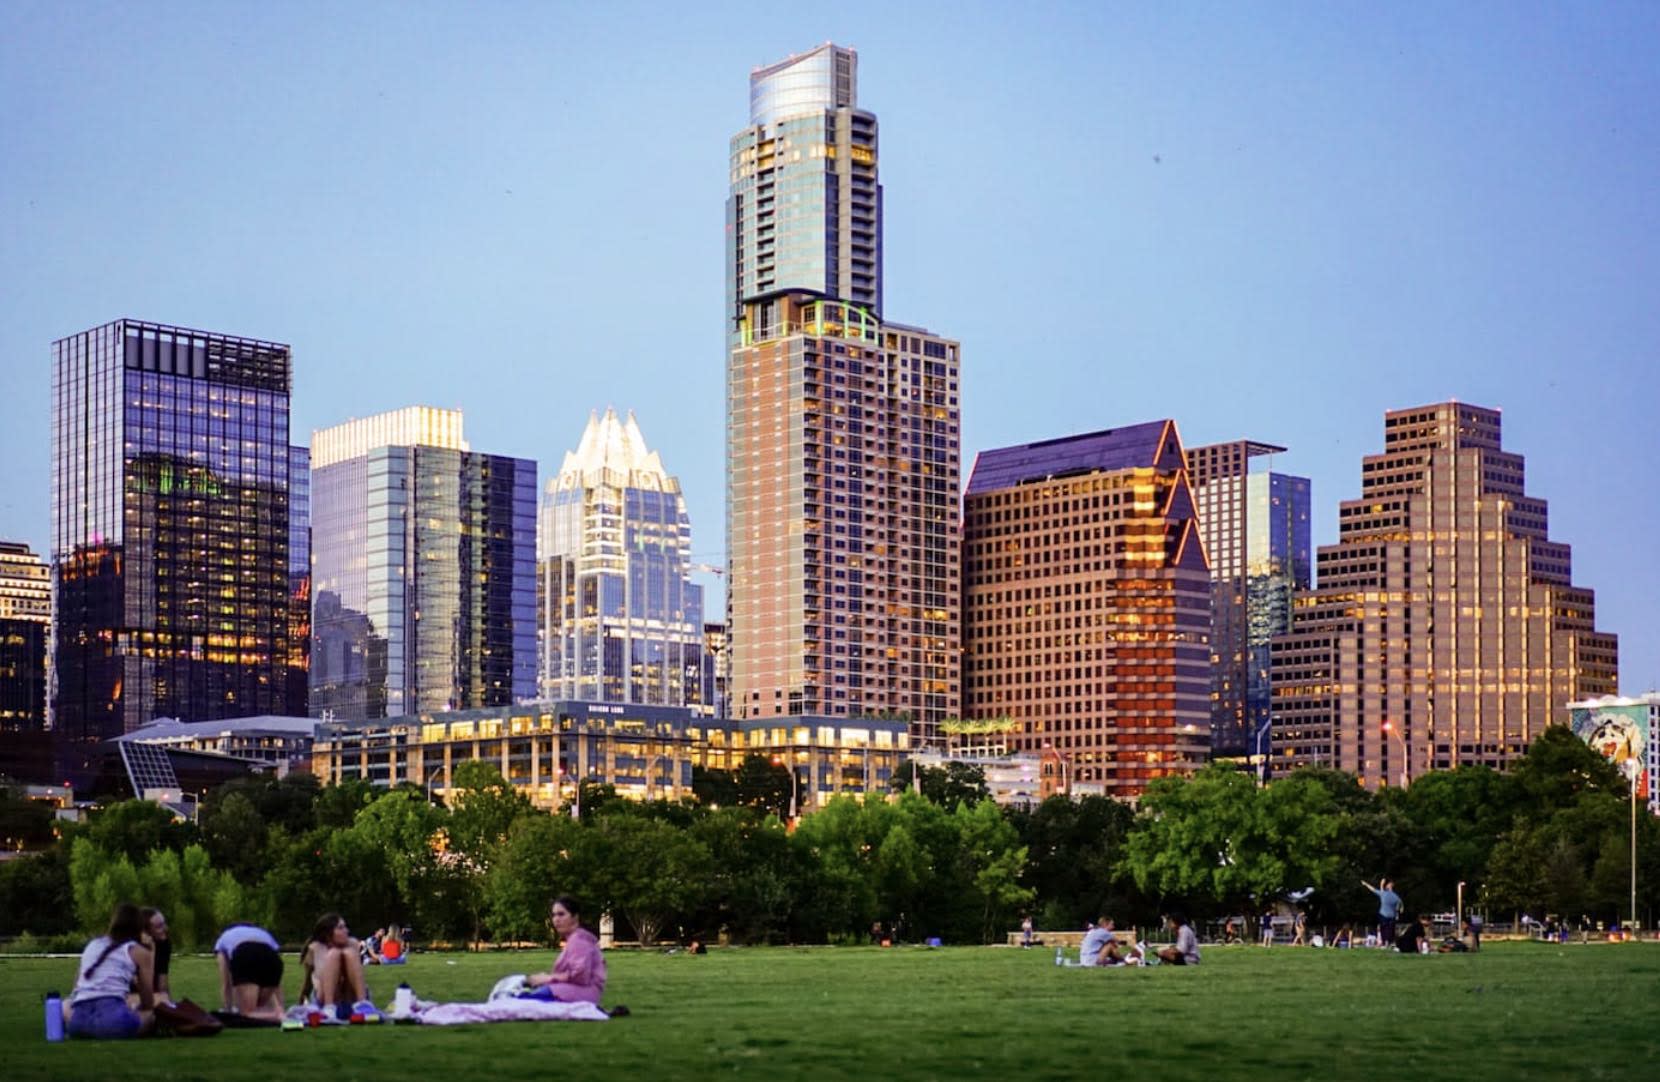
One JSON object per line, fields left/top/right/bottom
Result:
{"left": 155, "top": 999, "right": 224, "bottom": 1037}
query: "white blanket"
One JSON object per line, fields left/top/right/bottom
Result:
{"left": 415, "top": 999, "right": 609, "bottom": 1026}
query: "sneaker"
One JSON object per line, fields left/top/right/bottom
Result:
{"left": 351, "top": 1000, "right": 382, "bottom": 1023}
{"left": 607, "top": 1005, "right": 630, "bottom": 1018}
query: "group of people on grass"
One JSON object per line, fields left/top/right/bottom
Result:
{"left": 1075, "top": 914, "right": 1201, "bottom": 967}
{"left": 63, "top": 895, "right": 605, "bottom": 1039}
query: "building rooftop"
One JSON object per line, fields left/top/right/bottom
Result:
{"left": 118, "top": 715, "right": 320, "bottom": 742}
{"left": 966, "top": 419, "right": 1180, "bottom": 495}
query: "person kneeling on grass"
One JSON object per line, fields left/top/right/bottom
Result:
{"left": 1156, "top": 913, "right": 1202, "bottom": 966}
{"left": 522, "top": 895, "right": 606, "bottom": 1005}
{"left": 68, "top": 902, "right": 156, "bottom": 1039}
{"left": 300, "top": 913, "right": 373, "bottom": 1018}
{"left": 215, "top": 922, "right": 286, "bottom": 1022}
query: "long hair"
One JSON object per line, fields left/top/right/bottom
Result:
{"left": 84, "top": 902, "right": 144, "bottom": 980}
{"left": 310, "top": 912, "right": 346, "bottom": 946}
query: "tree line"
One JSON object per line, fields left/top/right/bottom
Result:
{"left": 2, "top": 727, "right": 1655, "bottom": 948}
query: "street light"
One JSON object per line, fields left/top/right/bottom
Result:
{"left": 1456, "top": 880, "right": 1466, "bottom": 932}
{"left": 1381, "top": 721, "right": 1409, "bottom": 788}
{"left": 425, "top": 765, "right": 445, "bottom": 805}
{"left": 770, "top": 754, "right": 799, "bottom": 820}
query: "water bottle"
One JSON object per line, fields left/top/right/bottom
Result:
{"left": 44, "top": 992, "right": 65, "bottom": 1042}
{"left": 1053, "top": 946, "right": 1063, "bottom": 966}
{"left": 394, "top": 982, "right": 414, "bottom": 1016}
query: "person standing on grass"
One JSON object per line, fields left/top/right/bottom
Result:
{"left": 1157, "top": 913, "right": 1201, "bottom": 966}
{"left": 523, "top": 895, "right": 606, "bottom": 1004}
{"left": 1259, "top": 906, "right": 1275, "bottom": 947}
{"left": 1362, "top": 877, "right": 1402, "bottom": 947}
{"left": 67, "top": 902, "right": 155, "bottom": 1038}
{"left": 214, "top": 922, "right": 285, "bottom": 1022}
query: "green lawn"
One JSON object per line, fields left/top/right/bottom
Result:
{"left": 3, "top": 942, "right": 1656, "bottom": 1081}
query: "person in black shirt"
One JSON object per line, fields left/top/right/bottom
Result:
{"left": 139, "top": 907, "right": 173, "bottom": 1005}
{"left": 1396, "top": 913, "right": 1430, "bottom": 954}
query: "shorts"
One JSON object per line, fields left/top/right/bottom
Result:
{"left": 1379, "top": 918, "right": 1397, "bottom": 943}
{"left": 68, "top": 996, "right": 142, "bottom": 1039}
{"left": 228, "top": 941, "right": 284, "bottom": 988}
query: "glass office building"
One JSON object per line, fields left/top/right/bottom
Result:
{"left": 726, "top": 47, "right": 961, "bottom": 746}
{"left": 0, "top": 541, "right": 51, "bottom": 733}
{"left": 51, "top": 319, "right": 302, "bottom": 775}
{"left": 728, "top": 42, "right": 881, "bottom": 331}
{"left": 1188, "top": 441, "right": 1311, "bottom": 764}
{"left": 309, "top": 407, "right": 536, "bottom": 721}
{"left": 538, "top": 408, "right": 704, "bottom": 706}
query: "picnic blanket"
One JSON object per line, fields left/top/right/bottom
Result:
{"left": 415, "top": 999, "right": 609, "bottom": 1025}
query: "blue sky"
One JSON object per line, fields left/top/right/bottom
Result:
{"left": 2, "top": 1, "right": 1656, "bottom": 691}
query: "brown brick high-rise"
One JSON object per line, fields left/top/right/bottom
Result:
{"left": 961, "top": 420, "right": 1211, "bottom": 799}
{"left": 1270, "top": 402, "right": 1618, "bottom": 787}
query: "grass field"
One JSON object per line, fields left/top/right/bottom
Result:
{"left": 3, "top": 942, "right": 1656, "bottom": 1081}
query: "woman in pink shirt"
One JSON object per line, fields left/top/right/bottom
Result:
{"left": 524, "top": 895, "right": 606, "bottom": 1005}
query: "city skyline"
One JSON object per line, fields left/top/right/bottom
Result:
{"left": 3, "top": 4, "right": 1658, "bottom": 691}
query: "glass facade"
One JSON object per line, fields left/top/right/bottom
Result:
{"left": 310, "top": 410, "right": 536, "bottom": 721}
{"left": 0, "top": 541, "right": 51, "bottom": 733}
{"left": 51, "top": 320, "right": 300, "bottom": 775}
{"left": 729, "top": 43, "right": 881, "bottom": 332}
{"left": 1189, "top": 440, "right": 1312, "bottom": 762}
{"left": 538, "top": 409, "right": 704, "bottom": 707}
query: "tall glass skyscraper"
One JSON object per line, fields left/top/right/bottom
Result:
{"left": 51, "top": 319, "right": 303, "bottom": 774}
{"left": 537, "top": 407, "right": 704, "bottom": 705}
{"left": 1188, "top": 441, "right": 1311, "bottom": 765}
{"left": 726, "top": 45, "right": 961, "bottom": 745}
{"left": 728, "top": 43, "right": 881, "bottom": 325}
{"left": 309, "top": 407, "right": 536, "bottom": 720}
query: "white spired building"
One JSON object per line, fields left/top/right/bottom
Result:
{"left": 538, "top": 408, "right": 706, "bottom": 707}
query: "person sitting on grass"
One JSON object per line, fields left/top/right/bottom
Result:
{"left": 138, "top": 907, "right": 172, "bottom": 1006}
{"left": 523, "top": 895, "right": 606, "bottom": 1004}
{"left": 1330, "top": 924, "right": 1354, "bottom": 949}
{"left": 1396, "top": 913, "right": 1431, "bottom": 955}
{"left": 214, "top": 922, "right": 285, "bottom": 1023}
{"left": 360, "top": 927, "right": 386, "bottom": 966}
{"left": 68, "top": 902, "right": 155, "bottom": 1039}
{"left": 1078, "top": 916, "right": 1114, "bottom": 967}
{"left": 299, "top": 913, "right": 372, "bottom": 1018}
{"left": 1156, "top": 913, "right": 1202, "bottom": 966}
{"left": 380, "top": 924, "right": 406, "bottom": 963}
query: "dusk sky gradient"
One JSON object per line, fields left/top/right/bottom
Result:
{"left": 3, "top": 1, "right": 1656, "bottom": 691}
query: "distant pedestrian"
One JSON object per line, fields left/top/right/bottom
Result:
{"left": 1362, "top": 877, "right": 1402, "bottom": 946}
{"left": 1259, "top": 907, "right": 1274, "bottom": 947}
{"left": 1291, "top": 912, "right": 1307, "bottom": 947}
{"left": 1464, "top": 913, "right": 1482, "bottom": 952}
{"left": 1021, "top": 914, "right": 1034, "bottom": 948}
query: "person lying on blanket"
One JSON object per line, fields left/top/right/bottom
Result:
{"left": 522, "top": 895, "right": 606, "bottom": 1005}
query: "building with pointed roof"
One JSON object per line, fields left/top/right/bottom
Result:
{"left": 538, "top": 408, "right": 705, "bottom": 707}
{"left": 961, "top": 420, "right": 1212, "bottom": 799}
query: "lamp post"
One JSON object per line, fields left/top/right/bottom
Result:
{"left": 1382, "top": 721, "right": 1409, "bottom": 788}
{"left": 771, "top": 754, "right": 799, "bottom": 820}
{"left": 425, "top": 765, "right": 445, "bottom": 805}
{"left": 1456, "top": 880, "right": 1465, "bottom": 932}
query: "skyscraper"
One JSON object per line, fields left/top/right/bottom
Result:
{"left": 0, "top": 541, "right": 51, "bottom": 732}
{"left": 1270, "top": 402, "right": 1619, "bottom": 787}
{"left": 1188, "top": 441, "right": 1310, "bottom": 765}
{"left": 51, "top": 319, "right": 302, "bottom": 776}
{"left": 309, "top": 407, "right": 536, "bottom": 721}
{"left": 729, "top": 43, "right": 881, "bottom": 322}
{"left": 726, "top": 45, "right": 960, "bottom": 744}
{"left": 961, "top": 421, "right": 1213, "bottom": 798}
{"left": 537, "top": 407, "right": 704, "bottom": 705}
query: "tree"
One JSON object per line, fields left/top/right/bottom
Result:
{"left": 953, "top": 798, "right": 1034, "bottom": 942}
{"left": 891, "top": 762, "right": 991, "bottom": 808}
{"left": 1010, "top": 794, "right": 1139, "bottom": 929}
{"left": 0, "top": 792, "right": 57, "bottom": 850}
{"left": 0, "top": 847, "right": 75, "bottom": 936}
{"left": 199, "top": 791, "right": 270, "bottom": 883}
{"left": 578, "top": 814, "right": 712, "bottom": 945}
{"left": 733, "top": 755, "right": 793, "bottom": 819}
{"left": 485, "top": 813, "right": 584, "bottom": 943}
{"left": 691, "top": 766, "right": 740, "bottom": 808}
{"left": 76, "top": 800, "right": 195, "bottom": 863}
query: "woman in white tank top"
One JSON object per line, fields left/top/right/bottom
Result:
{"left": 67, "top": 903, "right": 156, "bottom": 1039}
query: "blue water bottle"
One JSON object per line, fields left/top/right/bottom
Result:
{"left": 45, "top": 991, "right": 65, "bottom": 1042}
